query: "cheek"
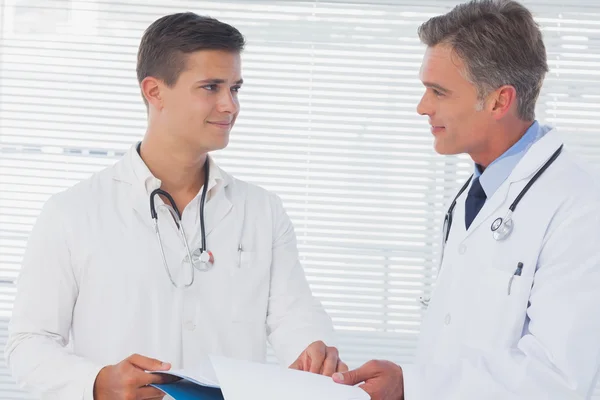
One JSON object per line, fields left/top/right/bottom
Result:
{"left": 165, "top": 93, "right": 193, "bottom": 116}
{"left": 450, "top": 112, "right": 489, "bottom": 145}
{"left": 445, "top": 103, "right": 476, "bottom": 127}
{"left": 189, "top": 96, "right": 215, "bottom": 120}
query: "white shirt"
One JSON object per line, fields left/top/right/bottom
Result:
{"left": 5, "top": 145, "right": 335, "bottom": 399}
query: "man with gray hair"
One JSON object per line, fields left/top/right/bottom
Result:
{"left": 333, "top": 0, "right": 600, "bottom": 399}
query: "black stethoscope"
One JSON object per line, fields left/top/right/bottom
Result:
{"left": 419, "top": 144, "right": 564, "bottom": 308}
{"left": 441, "top": 144, "right": 563, "bottom": 256}
{"left": 139, "top": 144, "right": 213, "bottom": 288}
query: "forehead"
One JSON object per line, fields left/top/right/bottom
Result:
{"left": 419, "top": 44, "right": 468, "bottom": 85}
{"left": 181, "top": 50, "right": 242, "bottom": 77}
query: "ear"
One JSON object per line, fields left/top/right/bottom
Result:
{"left": 489, "top": 85, "right": 518, "bottom": 120}
{"left": 140, "top": 77, "right": 164, "bottom": 110}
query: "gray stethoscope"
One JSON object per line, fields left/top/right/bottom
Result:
{"left": 420, "top": 144, "right": 563, "bottom": 307}
{"left": 146, "top": 149, "right": 213, "bottom": 288}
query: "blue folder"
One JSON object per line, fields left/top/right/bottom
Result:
{"left": 152, "top": 380, "right": 224, "bottom": 400}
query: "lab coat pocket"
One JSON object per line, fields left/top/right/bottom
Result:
{"left": 230, "top": 251, "right": 269, "bottom": 323}
{"left": 468, "top": 267, "right": 534, "bottom": 350}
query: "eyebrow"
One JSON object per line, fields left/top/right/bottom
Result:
{"left": 422, "top": 82, "right": 451, "bottom": 94}
{"left": 197, "top": 78, "right": 244, "bottom": 85}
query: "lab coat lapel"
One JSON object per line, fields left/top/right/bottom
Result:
{"left": 113, "top": 150, "right": 236, "bottom": 234}
{"left": 111, "top": 150, "right": 152, "bottom": 226}
{"left": 203, "top": 171, "right": 233, "bottom": 238}
{"left": 129, "top": 186, "right": 152, "bottom": 227}
{"left": 463, "top": 128, "right": 564, "bottom": 238}
{"left": 505, "top": 128, "right": 564, "bottom": 184}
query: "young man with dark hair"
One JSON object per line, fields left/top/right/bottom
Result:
{"left": 6, "top": 12, "right": 345, "bottom": 400}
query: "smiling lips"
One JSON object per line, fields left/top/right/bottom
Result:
{"left": 208, "top": 121, "right": 232, "bottom": 129}
{"left": 431, "top": 125, "right": 446, "bottom": 135}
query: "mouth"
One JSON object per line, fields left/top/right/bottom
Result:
{"left": 208, "top": 121, "right": 232, "bottom": 129}
{"left": 430, "top": 125, "right": 446, "bottom": 135}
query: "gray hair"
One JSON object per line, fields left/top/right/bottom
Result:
{"left": 418, "top": 0, "right": 548, "bottom": 121}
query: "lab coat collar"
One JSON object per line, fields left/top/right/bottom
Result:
{"left": 112, "top": 144, "right": 233, "bottom": 236}
{"left": 127, "top": 142, "right": 228, "bottom": 198}
{"left": 463, "top": 127, "right": 564, "bottom": 236}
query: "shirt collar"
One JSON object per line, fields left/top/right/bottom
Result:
{"left": 474, "top": 121, "right": 551, "bottom": 198}
{"left": 129, "top": 142, "right": 224, "bottom": 201}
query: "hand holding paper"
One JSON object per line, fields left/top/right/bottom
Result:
{"left": 151, "top": 355, "right": 370, "bottom": 400}
{"left": 93, "top": 353, "right": 174, "bottom": 400}
{"left": 333, "top": 360, "right": 404, "bottom": 400}
{"left": 289, "top": 340, "right": 349, "bottom": 376}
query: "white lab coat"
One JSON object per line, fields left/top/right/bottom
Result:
{"left": 402, "top": 128, "right": 600, "bottom": 399}
{"left": 5, "top": 145, "right": 335, "bottom": 399}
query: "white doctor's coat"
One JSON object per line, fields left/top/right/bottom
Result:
{"left": 5, "top": 145, "right": 335, "bottom": 399}
{"left": 402, "top": 129, "right": 600, "bottom": 399}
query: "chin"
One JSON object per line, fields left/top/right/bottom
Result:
{"left": 433, "top": 139, "right": 462, "bottom": 156}
{"left": 208, "top": 137, "right": 230, "bottom": 152}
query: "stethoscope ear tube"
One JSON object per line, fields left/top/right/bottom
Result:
{"left": 150, "top": 189, "right": 182, "bottom": 225}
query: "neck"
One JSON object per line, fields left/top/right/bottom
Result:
{"left": 139, "top": 129, "right": 207, "bottom": 198}
{"left": 472, "top": 120, "right": 534, "bottom": 170}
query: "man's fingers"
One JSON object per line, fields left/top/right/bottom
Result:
{"left": 321, "top": 348, "right": 339, "bottom": 377}
{"left": 336, "top": 360, "right": 349, "bottom": 373}
{"left": 358, "top": 382, "right": 376, "bottom": 398}
{"left": 332, "top": 361, "right": 376, "bottom": 386}
{"left": 128, "top": 353, "right": 171, "bottom": 372}
{"left": 289, "top": 356, "right": 304, "bottom": 371}
{"left": 308, "top": 345, "right": 327, "bottom": 374}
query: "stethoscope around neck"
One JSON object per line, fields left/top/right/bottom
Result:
{"left": 419, "top": 144, "right": 563, "bottom": 307}
{"left": 145, "top": 150, "right": 213, "bottom": 289}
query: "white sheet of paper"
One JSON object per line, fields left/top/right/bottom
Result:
{"left": 210, "top": 355, "right": 370, "bottom": 400}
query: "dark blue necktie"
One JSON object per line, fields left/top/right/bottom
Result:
{"left": 465, "top": 177, "right": 487, "bottom": 230}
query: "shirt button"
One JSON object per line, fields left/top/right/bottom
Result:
{"left": 184, "top": 321, "right": 196, "bottom": 331}
{"left": 458, "top": 244, "right": 467, "bottom": 254}
{"left": 444, "top": 313, "right": 452, "bottom": 325}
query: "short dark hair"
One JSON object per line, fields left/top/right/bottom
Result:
{"left": 137, "top": 12, "right": 245, "bottom": 104}
{"left": 418, "top": 0, "right": 548, "bottom": 121}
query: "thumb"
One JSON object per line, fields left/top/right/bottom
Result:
{"left": 128, "top": 354, "right": 171, "bottom": 372}
{"left": 332, "top": 363, "right": 370, "bottom": 386}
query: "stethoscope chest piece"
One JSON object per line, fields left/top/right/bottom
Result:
{"left": 491, "top": 217, "right": 503, "bottom": 231}
{"left": 491, "top": 216, "right": 513, "bottom": 241}
{"left": 186, "top": 248, "right": 214, "bottom": 271}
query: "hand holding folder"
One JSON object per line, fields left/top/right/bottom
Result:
{"left": 151, "top": 355, "right": 370, "bottom": 400}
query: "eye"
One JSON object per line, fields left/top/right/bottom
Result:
{"left": 202, "top": 84, "right": 218, "bottom": 91}
{"left": 432, "top": 89, "right": 444, "bottom": 97}
{"left": 231, "top": 85, "right": 242, "bottom": 93}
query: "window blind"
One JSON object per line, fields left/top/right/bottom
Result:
{"left": 0, "top": 0, "right": 598, "bottom": 398}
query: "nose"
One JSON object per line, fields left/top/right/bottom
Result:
{"left": 416, "top": 92, "right": 431, "bottom": 117}
{"left": 217, "top": 90, "right": 240, "bottom": 114}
